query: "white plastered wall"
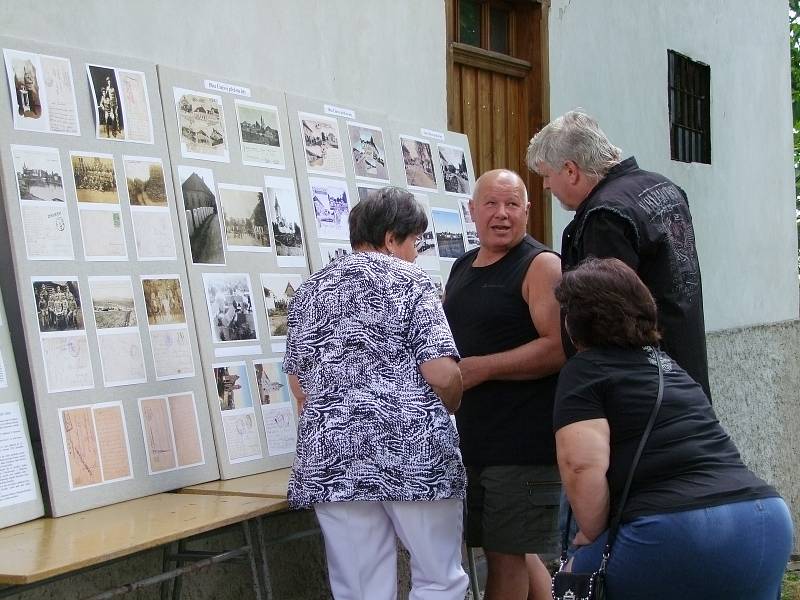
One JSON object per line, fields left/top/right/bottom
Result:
{"left": 546, "top": 0, "right": 799, "bottom": 331}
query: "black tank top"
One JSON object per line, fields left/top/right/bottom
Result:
{"left": 443, "top": 235, "right": 559, "bottom": 466}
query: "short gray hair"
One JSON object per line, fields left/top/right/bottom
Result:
{"left": 526, "top": 110, "right": 622, "bottom": 179}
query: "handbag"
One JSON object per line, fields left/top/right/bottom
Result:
{"left": 552, "top": 351, "right": 665, "bottom": 600}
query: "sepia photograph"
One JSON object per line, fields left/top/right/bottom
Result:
{"left": 318, "top": 241, "right": 352, "bottom": 266}
{"left": 174, "top": 87, "right": 229, "bottom": 162}
{"left": 4, "top": 49, "right": 47, "bottom": 132}
{"left": 253, "top": 360, "right": 291, "bottom": 405}
{"left": 299, "top": 112, "right": 345, "bottom": 175}
{"left": 347, "top": 122, "right": 389, "bottom": 181}
{"left": 265, "top": 176, "right": 306, "bottom": 266}
{"left": 70, "top": 152, "right": 119, "bottom": 204}
{"left": 168, "top": 393, "right": 205, "bottom": 468}
{"left": 88, "top": 276, "right": 137, "bottom": 329}
{"left": 141, "top": 276, "right": 186, "bottom": 326}
{"left": 33, "top": 279, "right": 84, "bottom": 333}
{"left": 123, "top": 156, "right": 168, "bottom": 207}
{"left": 138, "top": 396, "right": 177, "bottom": 473}
{"left": 235, "top": 100, "right": 285, "bottom": 168}
{"left": 213, "top": 362, "right": 254, "bottom": 411}
{"left": 218, "top": 184, "right": 272, "bottom": 252}
{"left": 60, "top": 406, "right": 102, "bottom": 489}
{"left": 401, "top": 135, "right": 438, "bottom": 190}
{"left": 88, "top": 64, "right": 125, "bottom": 140}
{"left": 203, "top": 273, "right": 259, "bottom": 343}
{"left": 11, "top": 144, "right": 65, "bottom": 202}
{"left": 308, "top": 176, "right": 351, "bottom": 240}
{"left": 261, "top": 273, "right": 303, "bottom": 338}
{"left": 412, "top": 193, "right": 440, "bottom": 270}
{"left": 459, "top": 197, "right": 480, "bottom": 250}
{"left": 178, "top": 165, "right": 226, "bottom": 265}
{"left": 438, "top": 143, "right": 471, "bottom": 195}
{"left": 431, "top": 208, "right": 466, "bottom": 260}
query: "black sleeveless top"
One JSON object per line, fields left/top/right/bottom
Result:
{"left": 443, "top": 235, "right": 559, "bottom": 466}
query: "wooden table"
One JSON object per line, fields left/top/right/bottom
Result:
{"left": 179, "top": 468, "right": 291, "bottom": 500}
{"left": 0, "top": 493, "right": 287, "bottom": 599}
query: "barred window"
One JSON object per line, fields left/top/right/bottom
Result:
{"left": 668, "top": 50, "right": 711, "bottom": 164}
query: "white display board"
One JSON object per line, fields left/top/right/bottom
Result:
{"left": 0, "top": 37, "right": 218, "bottom": 516}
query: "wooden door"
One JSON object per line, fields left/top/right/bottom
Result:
{"left": 446, "top": 0, "right": 550, "bottom": 244}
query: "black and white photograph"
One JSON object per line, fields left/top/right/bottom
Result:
{"left": 427, "top": 272, "right": 445, "bottom": 301}
{"left": 299, "top": 112, "right": 345, "bottom": 176}
{"left": 308, "top": 177, "right": 351, "bottom": 240}
{"left": 88, "top": 276, "right": 137, "bottom": 329}
{"left": 318, "top": 242, "right": 352, "bottom": 266}
{"left": 401, "top": 135, "right": 438, "bottom": 190}
{"left": 174, "top": 87, "right": 230, "bottom": 162}
{"left": 33, "top": 279, "right": 85, "bottom": 333}
{"left": 347, "top": 122, "right": 389, "bottom": 181}
{"left": 265, "top": 176, "right": 306, "bottom": 267}
{"left": 235, "top": 100, "right": 285, "bottom": 168}
{"left": 70, "top": 152, "right": 119, "bottom": 204}
{"left": 431, "top": 207, "right": 466, "bottom": 260}
{"left": 217, "top": 184, "right": 272, "bottom": 252}
{"left": 438, "top": 143, "right": 471, "bottom": 195}
{"left": 356, "top": 183, "right": 382, "bottom": 205}
{"left": 124, "top": 157, "right": 168, "bottom": 207}
{"left": 203, "top": 273, "right": 259, "bottom": 343}
{"left": 261, "top": 273, "right": 303, "bottom": 338}
{"left": 88, "top": 65, "right": 125, "bottom": 140}
{"left": 178, "top": 165, "right": 226, "bottom": 265}
{"left": 459, "top": 197, "right": 480, "bottom": 250}
{"left": 11, "top": 144, "right": 66, "bottom": 202}
{"left": 141, "top": 277, "right": 187, "bottom": 326}
{"left": 412, "top": 193, "right": 440, "bottom": 271}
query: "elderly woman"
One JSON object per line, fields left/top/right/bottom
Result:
{"left": 553, "top": 258, "right": 792, "bottom": 600}
{"left": 283, "top": 187, "right": 468, "bottom": 600}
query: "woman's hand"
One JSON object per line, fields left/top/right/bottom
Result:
{"left": 419, "top": 357, "right": 463, "bottom": 413}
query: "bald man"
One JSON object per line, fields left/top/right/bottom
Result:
{"left": 442, "top": 170, "right": 565, "bottom": 600}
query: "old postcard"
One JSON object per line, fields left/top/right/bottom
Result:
{"left": 260, "top": 273, "right": 303, "bottom": 339}
{"left": 93, "top": 403, "right": 133, "bottom": 482}
{"left": 265, "top": 176, "right": 306, "bottom": 267}
{"left": 130, "top": 209, "right": 177, "bottom": 261}
{"left": 458, "top": 197, "right": 480, "bottom": 250}
{"left": 33, "top": 278, "right": 84, "bottom": 333}
{"left": 235, "top": 100, "right": 285, "bottom": 168}
{"left": 217, "top": 184, "right": 272, "bottom": 252}
{"left": 174, "top": 87, "right": 229, "bottom": 162}
{"left": 318, "top": 241, "right": 352, "bottom": 267}
{"left": 89, "top": 276, "right": 137, "bottom": 329}
{"left": 253, "top": 359, "right": 292, "bottom": 406}
{"left": 70, "top": 152, "right": 120, "bottom": 204}
{"left": 347, "top": 121, "right": 389, "bottom": 182}
{"left": 40, "top": 333, "right": 94, "bottom": 393}
{"left": 439, "top": 143, "right": 471, "bottom": 196}
{"left": 299, "top": 112, "right": 345, "bottom": 176}
{"left": 118, "top": 69, "right": 153, "bottom": 143}
{"left": 39, "top": 54, "right": 79, "bottom": 135}
{"left": 412, "top": 193, "right": 440, "bottom": 271}
{"left": 19, "top": 202, "right": 74, "bottom": 261}
{"left": 149, "top": 327, "right": 195, "bottom": 381}
{"left": 355, "top": 183, "right": 382, "bottom": 205}
{"left": 87, "top": 64, "right": 126, "bottom": 141}
{"left": 0, "top": 403, "right": 36, "bottom": 507}
{"left": 262, "top": 403, "right": 296, "bottom": 456}
{"left": 203, "top": 273, "right": 259, "bottom": 344}
{"left": 168, "top": 393, "right": 205, "bottom": 468}
{"left": 308, "top": 176, "right": 351, "bottom": 240}
{"left": 123, "top": 156, "right": 168, "bottom": 207}
{"left": 213, "top": 361, "right": 253, "bottom": 411}
{"left": 141, "top": 276, "right": 186, "bottom": 326}
{"left": 11, "top": 144, "right": 66, "bottom": 202}
{"left": 427, "top": 272, "right": 445, "bottom": 301}
{"left": 97, "top": 331, "right": 147, "bottom": 387}
{"left": 78, "top": 207, "right": 128, "bottom": 261}
{"left": 401, "top": 135, "right": 438, "bottom": 191}
{"left": 222, "top": 410, "right": 262, "bottom": 463}
{"left": 431, "top": 207, "right": 466, "bottom": 261}
{"left": 138, "top": 396, "right": 177, "bottom": 474}
{"left": 178, "top": 165, "right": 226, "bottom": 265}
{"left": 60, "top": 406, "right": 102, "bottom": 489}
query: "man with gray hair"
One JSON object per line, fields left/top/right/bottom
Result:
{"left": 527, "top": 110, "right": 711, "bottom": 399}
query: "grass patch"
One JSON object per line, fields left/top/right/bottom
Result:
{"left": 783, "top": 571, "right": 800, "bottom": 600}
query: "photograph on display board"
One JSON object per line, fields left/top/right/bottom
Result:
{"left": 411, "top": 193, "right": 440, "bottom": 271}
{"left": 355, "top": 183, "right": 382, "bottom": 205}
{"left": 141, "top": 277, "right": 186, "bottom": 326}
{"left": 89, "top": 276, "right": 137, "bottom": 329}
{"left": 265, "top": 176, "right": 305, "bottom": 267}
{"left": 235, "top": 100, "right": 285, "bottom": 168}
{"left": 253, "top": 360, "right": 292, "bottom": 405}
{"left": 255, "top": 359, "right": 296, "bottom": 456}
{"left": 431, "top": 208, "right": 466, "bottom": 260}
{"left": 202, "top": 273, "right": 259, "bottom": 344}
{"left": 178, "top": 165, "right": 226, "bottom": 265}
{"left": 260, "top": 273, "right": 303, "bottom": 338}
{"left": 308, "top": 176, "right": 351, "bottom": 240}
{"left": 438, "top": 143, "right": 471, "bottom": 196}
{"left": 458, "top": 197, "right": 480, "bottom": 250}
{"left": 173, "top": 87, "right": 230, "bottom": 162}
{"left": 299, "top": 112, "right": 345, "bottom": 176}
{"left": 123, "top": 156, "right": 168, "bottom": 207}
{"left": 87, "top": 65, "right": 125, "bottom": 140}
{"left": 217, "top": 184, "right": 272, "bottom": 252}
{"left": 33, "top": 279, "right": 84, "bottom": 333}
{"left": 427, "top": 272, "right": 445, "bottom": 301}
{"left": 87, "top": 64, "right": 153, "bottom": 143}
{"left": 70, "top": 152, "right": 119, "bottom": 204}
{"left": 400, "top": 135, "right": 438, "bottom": 190}
{"left": 3, "top": 48, "right": 80, "bottom": 135}
{"left": 213, "top": 362, "right": 253, "bottom": 411}
{"left": 347, "top": 121, "right": 389, "bottom": 182}
{"left": 11, "top": 144, "right": 66, "bottom": 202}
{"left": 318, "top": 241, "right": 352, "bottom": 266}
{"left": 138, "top": 396, "right": 177, "bottom": 473}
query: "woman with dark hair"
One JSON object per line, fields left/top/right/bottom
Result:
{"left": 284, "top": 186, "right": 468, "bottom": 599}
{"left": 553, "top": 257, "right": 792, "bottom": 599}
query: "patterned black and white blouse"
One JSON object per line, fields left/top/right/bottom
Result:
{"left": 284, "top": 251, "right": 466, "bottom": 508}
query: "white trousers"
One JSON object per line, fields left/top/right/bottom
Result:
{"left": 314, "top": 499, "right": 468, "bottom": 600}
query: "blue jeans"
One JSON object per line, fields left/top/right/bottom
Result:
{"left": 571, "top": 497, "right": 793, "bottom": 600}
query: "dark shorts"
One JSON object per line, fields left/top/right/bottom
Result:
{"left": 465, "top": 464, "right": 561, "bottom": 555}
